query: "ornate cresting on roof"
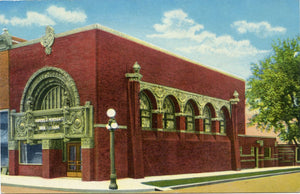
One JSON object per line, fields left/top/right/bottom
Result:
{"left": 0, "top": 28, "right": 12, "bottom": 51}
{"left": 140, "top": 81, "right": 231, "bottom": 119}
{"left": 41, "top": 26, "right": 55, "bottom": 55}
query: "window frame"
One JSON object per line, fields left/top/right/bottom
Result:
{"left": 264, "top": 147, "right": 271, "bottom": 159}
{"left": 296, "top": 147, "right": 300, "bottom": 163}
{"left": 19, "top": 140, "right": 43, "bottom": 165}
{"left": 203, "top": 106, "right": 212, "bottom": 132}
{"left": 185, "top": 102, "right": 195, "bottom": 131}
{"left": 219, "top": 109, "right": 226, "bottom": 134}
{"left": 163, "top": 97, "right": 176, "bottom": 130}
{"left": 140, "top": 92, "right": 153, "bottom": 130}
{"left": 0, "top": 109, "right": 9, "bottom": 167}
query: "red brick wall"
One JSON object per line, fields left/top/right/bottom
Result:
{"left": 9, "top": 27, "right": 246, "bottom": 179}
{"left": 239, "top": 136, "right": 278, "bottom": 168}
{"left": 0, "top": 50, "right": 9, "bottom": 109}
{"left": 42, "top": 149, "right": 66, "bottom": 178}
{"left": 19, "top": 165, "right": 42, "bottom": 177}
{"left": 9, "top": 30, "right": 98, "bottom": 113}
{"left": 278, "top": 145, "right": 296, "bottom": 166}
{"left": 95, "top": 29, "right": 245, "bottom": 133}
{"left": 142, "top": 133, "right": 232, "bottom": 176}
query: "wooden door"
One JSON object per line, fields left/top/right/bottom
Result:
{"left": 67, "top": 143, "right": 82, "bottom": 177}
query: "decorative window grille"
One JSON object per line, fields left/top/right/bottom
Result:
{"left": 219, "top": 109, "right": 226, "bottom": 134}
{"left": 185, "top": 102, "right": 195, "bottom": 131}
{"left": 140, "top": 92, "right": 152, "bottom": 129}
{"left": 203, "top": 106, "right": 212, "bottom": 132}
{"left": 163, "top": 97, "right": 176, "bottom": 130}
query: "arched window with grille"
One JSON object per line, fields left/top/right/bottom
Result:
{"left": 185, "top": 101, "right": 195, "bottom": 131}
{"left": 219, "top": 109, "right": 226, "bottom": 134}
{"left": 163, "top": 97, "right": 176, "bottom": 130}
{"left": 203, "top": 105, "right": 212, "bottom": 132}
{"left": 140, "top": 92, "right": 152, "bottom": 129}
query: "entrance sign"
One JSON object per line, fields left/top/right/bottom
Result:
{"left": 10, "top": 102, "right": 93, "bottom": 142}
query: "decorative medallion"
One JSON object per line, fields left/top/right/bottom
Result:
{"left": 0, "top": 28, "right": 12, "bottom": 51}
{"left": 41, "top": 26, "right": 55, "bottom": 55}
{"left": 16, "top": 117, "right": 26, "bottom": 136}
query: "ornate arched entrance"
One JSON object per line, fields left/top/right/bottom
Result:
{"left": 20, "top": 67, "right": 80, "bottom": 112}
{"left": 9, "top": 67, "right": 94, "bottom": 179}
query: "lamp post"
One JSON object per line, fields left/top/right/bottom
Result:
{"left": 106, "top": 108, "right": 118, "bottom": 190}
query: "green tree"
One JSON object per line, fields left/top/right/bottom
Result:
{"left": 247, "top": 36, "right": 300, "bottom": 146}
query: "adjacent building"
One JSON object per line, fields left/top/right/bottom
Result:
{"left": 0, "top": 24, "right": 298, "bottom": 181}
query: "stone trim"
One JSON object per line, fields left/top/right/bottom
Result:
{"left": 140, "top": 81, "right": 231, "bottom": 118}
{"left": 0, "top": 29, "right": 12, "bottom": 51}
{"left": 20, "top": 67, "right": 80, "bottom": 112}
{"left": 238, "top": 134, "right": 277, "bottom": 139}
{"left": 42, "top": 139, "right": 62, "bottom": 150}
{"left": 8, "top": 140, "right": 18, "bottom": 150}
{"left": 81, "top": 137, "right": 94, "bottom": 149}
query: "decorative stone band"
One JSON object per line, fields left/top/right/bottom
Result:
{"left": 140, "top": 81, "right": 231, "bottom": 118}
{"left": 141, "top": 128, "right": 227, "bottom": 136}
{"left": 8, "top": 140, "right": 18, "bottom": 150}
{"left": 42, "top": 139, "right": 63, "bottom": 150}
{"left": 81, "top": 137, "right": 94, "bottom": 149}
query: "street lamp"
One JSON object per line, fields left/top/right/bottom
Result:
{"left": 106, "top": 108, "right": 118, "bottom": 190}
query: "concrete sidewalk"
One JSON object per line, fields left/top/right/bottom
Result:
{"left": 1, "top": 166, "right": 300, "bottom": 193}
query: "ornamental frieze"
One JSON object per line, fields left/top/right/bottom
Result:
{"left": 140, "top": 81, "right": 231, "bottom": 118}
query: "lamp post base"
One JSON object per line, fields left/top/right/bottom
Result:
{"left": 109, "top": 174, "right": 118, "bottom": 190}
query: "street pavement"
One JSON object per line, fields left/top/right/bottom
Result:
{"left": 1, "top": 166, "right": 300, "bottom": 193}
{"left": 161, "top": 172, "right": 300, "bottom": 193}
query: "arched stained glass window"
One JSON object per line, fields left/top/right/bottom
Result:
{"left": 140, "top": 92, "right": 152, "bottom": 129}
{"left": 220, "top": 109, "right": 226, "bottom": 134}
{"left": 203, "top": 106, "right": 212, "bottom": 132}
{"left": 185, "top": 102, "right": 195, "bottom": 131}
{"left": 163, "top": 97, "right": 176, "bottom": 130}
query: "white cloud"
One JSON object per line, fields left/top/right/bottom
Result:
{"left": 147, "top": 9, "right": 270, "bottom": 78}
{"left": 46, "top": 5, "right": 87, "bottom": 23}
{"left": 147, "top": 9, "right": 204, "bottom": 39}
{"left": 0, "top": 12, "right": 55, "bottom": 26}
{"left": 231, "top": 20, "right": 286, "bottom": 38}
{"left": 0, "top": 5, "right": 87, "bottom": 27}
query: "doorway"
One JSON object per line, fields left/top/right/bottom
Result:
{"left": 67, "top": 142, "right": 82, "bottom": 177}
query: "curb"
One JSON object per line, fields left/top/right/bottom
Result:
{"left": 154, "top": 170, "right": 300, "bottom": 191}
{"left": 2, "top": 183, "right": 156, "bottom": 193}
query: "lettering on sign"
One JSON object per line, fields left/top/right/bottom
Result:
{"left": 35, "top": 117, "right": 64, "bottom": 131}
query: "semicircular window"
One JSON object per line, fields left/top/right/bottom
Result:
{"left": 39, "top": 85, "right": 68, "bottom": 110}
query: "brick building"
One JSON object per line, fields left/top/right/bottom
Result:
{"left": 0, "top": 24, "right": 298, "bottom": 181}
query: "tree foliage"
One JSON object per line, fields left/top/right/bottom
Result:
{"left": 247, "top": 36, "right": 300, "bottom": 145}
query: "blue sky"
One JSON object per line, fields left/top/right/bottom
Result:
{"left": 0, "top": 0, "right": 299, "bottom": 79}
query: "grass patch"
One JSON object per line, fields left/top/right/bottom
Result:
{"left": 142, "top": 168, "right": 300, "bottom": 187}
